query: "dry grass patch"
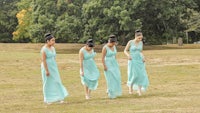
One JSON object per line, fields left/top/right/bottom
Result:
{"left": 0, "top": 43, "right": 199, "bottom": 113}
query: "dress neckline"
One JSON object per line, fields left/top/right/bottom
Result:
{"left": 106, "top": 45, "right": 115, "bottom": 52}
{"left": 83, "top": 47, "right": 93, "bottom": 54}
{"left": 45, "top": 45, "right": 54, "bottom": 52}
{"left": 132, "top": 40, "right": 140, "bottom": 47}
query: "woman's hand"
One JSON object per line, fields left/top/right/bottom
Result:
{"left": 46, "top": 71, "right": 50, "bottom": 76}
{"left": 104, "top": 66, "right": 108, "bottom": 71}
{"left": 143, "top": 58, "right": 146, "bottom": 62}
{"left": 128, "top": 55, "right": 132, "bottom": 60}
{"left": 81, "top": 72, "right": 84, "bottom": 76}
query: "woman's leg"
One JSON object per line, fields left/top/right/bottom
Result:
{"left": 129, "top": 84, "right": 133, "bottom": 94}
{"left": 137, "top": 86, "right": 142, "bottom": 96}
{"left": 84, "top": 85, "right": 90, "bottom": 99}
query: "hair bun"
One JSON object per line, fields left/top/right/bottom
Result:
{"left": 86, "top": 39, "right": 93, "bottom": 43}
{"left": 44, "top": 33, "right": 52, "bottom": 38}
{"left": 109, "top": 35, "right": 116, "bottom": 38}
{"left": 86, "top": 39, "right": 94, "bottom": 47}
{"left": 44, "top": 33, "right": 54, "bottom": 42}
{"left": 135, "top": 29, "right": 141, "bottom": 33}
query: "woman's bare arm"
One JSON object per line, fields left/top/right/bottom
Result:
{"left": 102, "top": 47, "right": 107, "bottom": 71}
{"left": 79, "top": 49, "right": 84, "bottom": 76}
{"left": 42, "top": 51, "right": 49, "bottom": 76}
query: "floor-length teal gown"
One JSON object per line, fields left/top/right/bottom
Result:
{"left": 127, "top": 41, "right": 149, "bottom": 91}
{"left": 80, "top": 48, "right": 100, "bottom": 90}
{"left": 41, "top": 46, "right": 68, "bottom": 103}
{"left": 104, "top": 45, "right": 122, "bottom": 98}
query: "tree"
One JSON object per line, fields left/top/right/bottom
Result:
{"left": 14, "top": 0, "right": 86, "bottom": 43}
{"left": 0, "top": 0, "right": 19, "bottom": 42}
{"left": 10, "top": 0, "right": 200, "bottom": 44}
{"left": 81, "top": 0, "right": 142, "bottom": 44}
{"left": 55, "top": 0, "right": 86, "bottom": 43}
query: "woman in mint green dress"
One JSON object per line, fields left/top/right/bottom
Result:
{"left": 124, "top": 30, "right": 149, "bottom": 96}
{"left": 79, "top": 39, "right": 100, "bottom": 99}
{"left": 102, "top": 35, "right": 122, "bottom": 99}
{"left": 41, "top": 33, "right": 68, "bottom": 104}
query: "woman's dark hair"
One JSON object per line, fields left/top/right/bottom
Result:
{"left": 135, "top": 29, "right": 141, "bottom": 33}
{"left": 44, "top": 33, "right": 54, "bottom": 42}
{"left": 135, "top": 29, "right": 142, "bottom": 37}
{"left": 86, "top": 39, "right": 94, "bottom": 47}
{"left": 108, "top": 35, "right": 117, "bottom": 42}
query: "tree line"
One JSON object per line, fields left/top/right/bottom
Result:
{"left": 0, "top": 0, "right": 200, "bottom": 44}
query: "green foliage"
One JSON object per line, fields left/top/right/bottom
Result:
{"left": 82, "top": 0, "right": 142, "bottom": 44}
{"left": 1, "top": 0, "right": 200, "bottom": 44}
{"left": 0, "top": 0, "right": 19, "bottom": 42}
{"left": 13, "top": 0, "right": 85, "bottom": 43}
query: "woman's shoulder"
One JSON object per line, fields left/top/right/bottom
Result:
{"left": 92, "top": 48, "right": 95, "bottom": 52}
{"left": 129, "top": 40, "right": 134, "bottom": 43}
{"left": 103, "top": 44, "right": 109, "bottom": 48}
{"left": 79, "top": 47, "right": 85, "bottom": 53}
{"left": 102, "top": 44, "right": 108, "bottom": 50}
{"left": 41, "top": 45, "right": 47, "bottom": 52}
{"left": 127, "top": 40, "right": 134, "bottom": 45}
{"left": 51, "top": 46, "right": 55, "bottom": 49}
{"left": 49, "top": 46, "right": 55, "bottom": 52}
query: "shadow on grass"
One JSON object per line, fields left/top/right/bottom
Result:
{"left": 42, "top": 91, "right": 181, "bottom": 108}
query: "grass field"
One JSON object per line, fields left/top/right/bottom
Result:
{"left": 0, "top": 43, "right": 200, "bottom": 113}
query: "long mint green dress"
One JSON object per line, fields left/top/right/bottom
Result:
{"left": 104, "top": 45, "right": 122, "bottom": 98}
{"left": 80, "top": 48, "right": 100, "bottom": 90}
{"left": 127, "top": 41, "right": 149, "bottom": 91}
{"left": 41, "top": 46, "right": 68, "bottom": 103}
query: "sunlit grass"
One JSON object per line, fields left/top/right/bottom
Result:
{"left": 0, "top": 43, "right": 200, "bottom": 113}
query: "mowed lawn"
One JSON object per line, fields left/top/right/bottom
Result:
{"left": 0, "top": 43, "right": 200, "bottom": 113}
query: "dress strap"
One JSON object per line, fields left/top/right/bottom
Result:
{"left": 104, "top": 45, "right": 109, "bottom": 51}
{"left": 80, "top": 47, "right": 85, "bottom": 54}
{"left": 130, "top": 40, "right": 134, "bottom": 46}
{"left": 114, "top": 45, "right": 117, "bottom": 52}
{"left": 41, "top": 46, "right": 47, "bottom": 53}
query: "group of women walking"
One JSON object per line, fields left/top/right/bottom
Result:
{"left": 40, "top": 30, "right": 149, "bottom": 104}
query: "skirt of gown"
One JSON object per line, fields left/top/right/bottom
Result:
{"left": 41, "top": 61, "right": 68, "bottom": 103}
{"left": 104, "top": 57, "right": 122, "bottom": 98}
{"left": 127, "top": 55, "right": 149, "bottom": 91}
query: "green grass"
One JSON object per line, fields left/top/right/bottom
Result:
{"left": 0, "top": 43, "right": 200, "bottom": 113}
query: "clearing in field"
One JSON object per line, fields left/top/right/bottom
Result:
{"left": 0, "top": 44, "right": 200, "bottom": 113}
